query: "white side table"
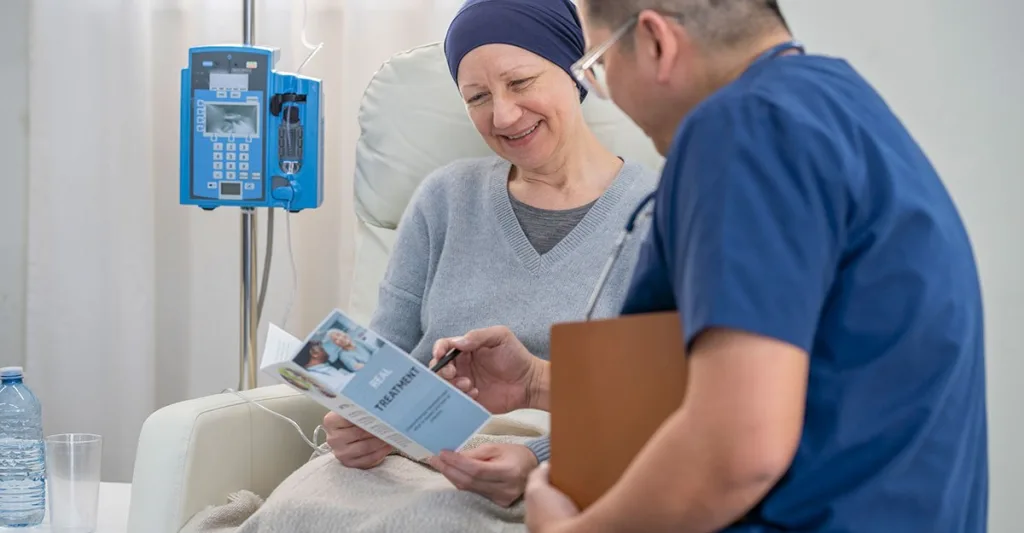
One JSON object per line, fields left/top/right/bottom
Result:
{"left": 8, "top": 482, "right": 132, "bottom": 533}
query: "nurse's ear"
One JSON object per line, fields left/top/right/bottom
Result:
{"left": 635, "top": 10, "right": 685, "bottom": 85}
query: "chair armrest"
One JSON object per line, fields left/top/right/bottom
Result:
{"left": 127, "top": 385, "right": 328, "bottom": 533}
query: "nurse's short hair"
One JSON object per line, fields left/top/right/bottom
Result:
{"left": 582, "top": 0, "right": 789, "bottom": 47}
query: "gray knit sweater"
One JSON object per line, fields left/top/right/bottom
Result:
{"left": 368, "top": 155, "right": 657, "bottom": 462}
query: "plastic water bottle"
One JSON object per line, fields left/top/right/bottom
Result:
{"left": 0, "top": 366, "right": 46, "bottom": 527}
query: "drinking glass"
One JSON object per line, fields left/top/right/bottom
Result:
{"left": 44, "top": 433, "right": 102, "bottom": 533}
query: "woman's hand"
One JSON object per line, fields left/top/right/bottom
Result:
{"left": 430, "top": 326, "right": 548, "bottom": 414}
{"left": 323, "top": 411, "right": 393, "bottom": 469}
{"left": 428, "top": 443, "right": 540, "bottom": 507}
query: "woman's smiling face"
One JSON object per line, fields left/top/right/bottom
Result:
{"left": 457, "top": 44, "right": 582, "bottom": 172}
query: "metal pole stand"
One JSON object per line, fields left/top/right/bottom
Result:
{"left": 239, "top": 0, "right": 259, "bottom": 391}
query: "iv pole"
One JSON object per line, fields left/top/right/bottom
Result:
{"left": 240, "top": 0, "right": 259, "bottom": 391}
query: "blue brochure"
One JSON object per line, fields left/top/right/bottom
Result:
{"left": 260, "top": 309, "right": 492, "bottom": 460}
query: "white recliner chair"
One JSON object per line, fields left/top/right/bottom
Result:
{"left": 126, "top": 42, "right": 663, "bottom": 533}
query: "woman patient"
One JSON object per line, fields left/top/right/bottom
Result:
{"left": 323, "top": 0, "right": 656, "bottom": 508}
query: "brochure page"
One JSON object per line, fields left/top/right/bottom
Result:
{"left": 260, "top": 310, "right": 492, "bottom": 460}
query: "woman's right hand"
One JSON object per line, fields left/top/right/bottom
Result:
{"left": 324, "top": 411, "right": 393, "bottom": 469}
{"left": 430, "top": 326, "right": 548, "bottom": 414}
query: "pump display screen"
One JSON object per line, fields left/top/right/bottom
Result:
{"left": 204, "top": 103, "right": 260, "bottom": 136}
{"left": 209, "top": 72, "right": 249, "bottom": 91}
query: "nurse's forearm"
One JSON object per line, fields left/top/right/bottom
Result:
{"left": 560, "top": 405, "right": 783, "bottom": 533}
{"left": 546, "top": 330, "right": 806, "bottom": 532}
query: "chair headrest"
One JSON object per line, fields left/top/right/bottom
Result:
{"left": 354, "top": 42, "right": 664, "bottom": 230}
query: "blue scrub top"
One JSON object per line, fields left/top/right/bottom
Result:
{"left": 305, "top": 363, "right": 349, "bottom": 393}
{"left": 621, "top": 51, "right": 988, "bottom": 531}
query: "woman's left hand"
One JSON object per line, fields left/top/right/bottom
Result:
{"left": 428, "top": 443, "right": 539, "bottom": 507}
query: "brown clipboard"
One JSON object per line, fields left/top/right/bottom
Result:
{"left": 548, "top": 311, "right": 688, "bottom": 510}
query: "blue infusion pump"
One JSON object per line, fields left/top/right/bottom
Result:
{"left": 180, "top": 45, "right": 324, "bottom": 211}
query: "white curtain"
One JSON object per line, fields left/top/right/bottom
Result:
{"left": 26, "top": 0, "right": 465, "bottom": 483}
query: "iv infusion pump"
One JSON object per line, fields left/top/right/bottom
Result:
{"left": 180, "top": 45, "right": 324, "bottom": 211}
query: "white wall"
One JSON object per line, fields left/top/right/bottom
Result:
{"left": 0, "top": 0, "right": 28, "bottom": 369}
{"left": 783, "top": 0, "right": 1023, "bottom": 530}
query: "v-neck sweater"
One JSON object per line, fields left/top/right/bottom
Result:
{"left": 368, "top": 155, "right": 657, "bottom": 461}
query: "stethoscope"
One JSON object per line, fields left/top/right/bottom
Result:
{"left": 582, "top": 40, "right": 806, "bottom": 320}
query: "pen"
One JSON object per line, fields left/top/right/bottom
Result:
{"left": 430, "top": 348, "right": 462, "bottom": 373}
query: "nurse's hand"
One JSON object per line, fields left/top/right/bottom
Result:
{"left": 428, "top": 443, "right": 539, "bottom": 507}
{"left": 430, "top": 326, "right": 549, "bottom": 414}
{"left": 525, "top": 463, "right": 580, "bottom": 533}
{"left": 323, "top": 411, "right": 393, "bottom": 469}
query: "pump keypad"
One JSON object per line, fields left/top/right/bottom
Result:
{"left": 208, "top": 139, "right": 260, "bottom": 181}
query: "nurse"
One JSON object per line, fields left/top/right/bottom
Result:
{"left": 430, "top": 1, "right": 989, "bottom": 532}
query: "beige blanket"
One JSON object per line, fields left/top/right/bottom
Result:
{"left": 182, "top": 414, "right": 547, "bottom": 533}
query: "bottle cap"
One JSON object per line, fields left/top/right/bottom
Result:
{"left": 0, "top": 366, "right": 24, "bottom": 378}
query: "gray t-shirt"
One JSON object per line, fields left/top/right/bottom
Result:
{"left": 509, "top": 196, "right": 597, "bottom": 255}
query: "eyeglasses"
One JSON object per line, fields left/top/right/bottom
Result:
{"left": 570, "top": 15, "right": 638, "bottom": 100}
{"left": 571, "top": 11, "right": 684, "bottom": 100}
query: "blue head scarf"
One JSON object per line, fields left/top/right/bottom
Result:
{"left": 443, "top": 0, "right": 588, "bottom": 101}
